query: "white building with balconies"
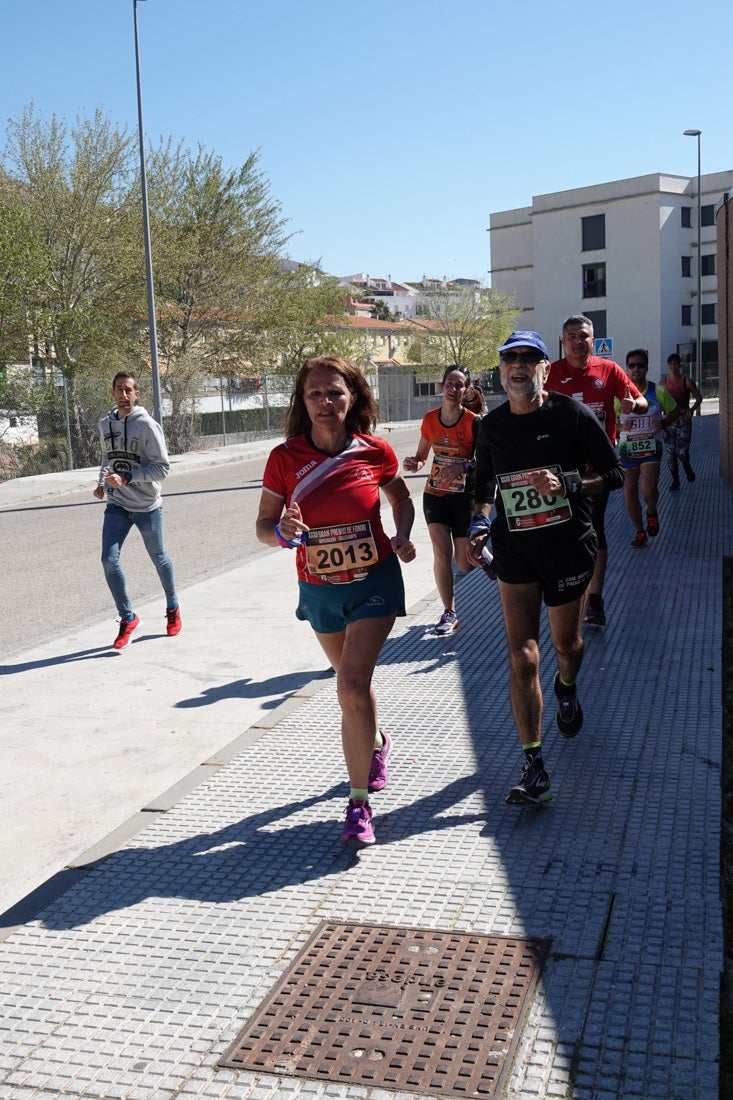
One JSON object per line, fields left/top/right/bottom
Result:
{"left": 489, "top": 170, "right": 733, "bottom": 385}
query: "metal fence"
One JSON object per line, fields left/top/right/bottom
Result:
{"left": 2, "top": 361, "right": 714, "bottom": 484}
{"left": 1, "top": 368, "right": 420, "bottom": 481}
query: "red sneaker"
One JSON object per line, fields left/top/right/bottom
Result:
{"left": 630, "top": 531, "right": 648, "bottom": 549}
{"left": 166, "top": 606, "right": 182, "bottom": 636}
{"left": 113, "top": 614, "right": 141, "bottom": 650}
{"left": 647, "top": 516, "right": 660, "bottom": 538}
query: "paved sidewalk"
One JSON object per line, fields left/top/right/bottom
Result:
{"left": 0, "top": 411, "right": 729, "bottom": 1098}
{"left": 0, "top": 421, "right": 436, "bottom": 915}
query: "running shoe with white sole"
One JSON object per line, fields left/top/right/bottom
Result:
{"left": 166, "top": 606, "right": 182, "bottom": 636}
{"left": 342, "top": 799, "right": 375, "bottom": 847}
{"left": 584, "top": 594, "right": 606, "bottom": 627}
{"left": 113, "top": 614, "right": 141, "bottom": 650}
{"left": 505, "top": 758, "right": 552, "bottom": 806}
{"left": 368, "top": 729, "right": 392, "bottom": 792}
{"left": 434, "top": 609, "right": 458, "bottom": 636}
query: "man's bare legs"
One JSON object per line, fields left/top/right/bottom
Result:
{"left": 498, "top": 580, "right": 585, "bottom": 803}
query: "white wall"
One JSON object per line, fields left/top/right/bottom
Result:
{"left": 0, "top": 415, "right": 38, "bottom": 446}
{"left": 489, "top": 170, "right": 733, "bottom": 372}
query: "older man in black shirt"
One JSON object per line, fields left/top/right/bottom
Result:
{"left": 467, "top": 330, "right": 624, "bottom": 806}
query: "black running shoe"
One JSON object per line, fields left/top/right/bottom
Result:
{"left": 506, "top": 758, "right": 552, "bottom": 805}
{"left": 554, "top": 672, "right": 583, "bottom": 738}
{"left": 584, "top": 594, "right": 606, "bottom": 627}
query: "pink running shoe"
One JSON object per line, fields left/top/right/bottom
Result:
{"left": 342, "top": 799, "right": 375, "bottom": 847}
{"left": 368, "top": 729, "right": 392, "bottom": 793}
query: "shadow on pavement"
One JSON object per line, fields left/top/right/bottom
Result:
{"left": 38, "top": 776, "right": 488, "bottom": 930}
{"left": 174, "top": 669, "right": 333, "bottom": 709}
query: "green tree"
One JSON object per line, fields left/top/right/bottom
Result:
{"left": 372, "top": 299, "right": 395, "bottom": 323}
{"left": 408, "top": 284, "right": 519, "bottom": 378}
{"left": 144, "top": 143, "right": 292, "bottom": 446}
{"left": 0, "top": 178, "right": 50, "bottom": 371}
{"left": 262, "top": 265, "right": 356, "bottom": 373}
{"left": 3, "top": 106, "right": 139, "bottom": 465}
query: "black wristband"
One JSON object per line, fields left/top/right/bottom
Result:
{"left": 560, "top": 470, "right": 582, "bottom": 497}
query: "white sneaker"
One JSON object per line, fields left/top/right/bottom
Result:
{"left": 433, "top": 609, "right": 458, "bottom": 636}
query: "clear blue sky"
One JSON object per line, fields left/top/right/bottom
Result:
{"left": 3, "top": 0, "right": 730, "bottom": 284}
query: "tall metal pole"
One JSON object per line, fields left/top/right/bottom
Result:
{"left": 133, "top": 0, "right": 163, "bottom": 425}
{"left": 684, "top": 129, "right": 703, "bottom": 404}
{"left": 62, "top": 374, "right": 74, "bottom": 472}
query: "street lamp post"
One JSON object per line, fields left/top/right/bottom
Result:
{"left": 683, "top": 128, "right": 702, "bottom": 405}
{"left": 133, "top": 0, "right": 163, "bottom": 425}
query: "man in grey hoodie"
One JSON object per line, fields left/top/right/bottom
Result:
{"left": 93, "top": 370, "right": 182, "bottom": 649}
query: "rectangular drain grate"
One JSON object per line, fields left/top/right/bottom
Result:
{"left": 219, "top": 921, "right": 550, "bottom": 1098}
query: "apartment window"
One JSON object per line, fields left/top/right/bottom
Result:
{"left": 681, "top": 256, "right": 692, "bottom": 277}
{"left": 701, "top": 253, "right": 716, "bottom": 277}
{"left": 582, "top": 262, "right": 606, "bottom": 298}
{"left": 681, "top": 304, "right": 692, "bottom": 326}
{"left": 701, "top": 302, "right": 717, "bottom": 325}
{"left": 703, "top": 340, "right": 717, "bottom": 367}
{"left": 584, "top": 310, "right": 606, "bottom": 337}
{"left": 701, "top": 204, "right": 715, "bottom": 227}
{"left": 681, "top": 207, "right": 692, "bottom": 228}
{"left": 581, "top": 214, "right": 605, "bottom": 251}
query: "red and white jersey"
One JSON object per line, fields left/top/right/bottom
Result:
{"left": 262, "top": 432, "right": 400, "bottom": 584}
{"left": 547, "top": 356, "right": 643, "bottom": 445}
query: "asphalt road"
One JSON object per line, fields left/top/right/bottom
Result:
{"left": 0, "top": 425, "right": 426, "bottom": 659}
{"left": 0, "top": 424, "right": 440, "bottom": 916}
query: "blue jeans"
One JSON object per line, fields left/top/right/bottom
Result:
{"left": 101, "top": 503, "right": 177, "bottom": 618}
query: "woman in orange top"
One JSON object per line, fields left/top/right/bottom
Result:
{"left": 404, "top": 365, "right": 479, "bottom": 636}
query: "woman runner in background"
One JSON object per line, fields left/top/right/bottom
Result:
{"left": 662, "top": 353, "right": 702, "bottom": 488}
{"left": 404, "top": 365, "right": 479, "bottom": 636}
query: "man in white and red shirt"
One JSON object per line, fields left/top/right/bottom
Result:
{"left": 547, "top": 315, "right": 647, "bottom": 628}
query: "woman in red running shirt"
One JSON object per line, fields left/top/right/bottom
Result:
{"left": 256, "top": 356, "right": 416, "bottom": 849}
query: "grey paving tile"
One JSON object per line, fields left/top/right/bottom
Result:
{"left": 0, "top": 415, "right": 729, "bottom": 1098}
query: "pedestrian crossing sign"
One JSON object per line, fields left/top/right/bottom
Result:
{"left": 594, "top": 338, "right": 613, "bottom": 357}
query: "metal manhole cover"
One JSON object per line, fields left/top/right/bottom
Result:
{"left": 219, "top": 921, "right": 550, "bottom": 1098}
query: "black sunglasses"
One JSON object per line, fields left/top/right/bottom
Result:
{"left": 442, "top": 365, "right": 470, "bottom": 381}
{"left": 500, "top": 350, "right": 545, "bottom": 365}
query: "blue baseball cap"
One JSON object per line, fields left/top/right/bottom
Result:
{"left": 498, "top": 330, "right": 549, "bottom": 359}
